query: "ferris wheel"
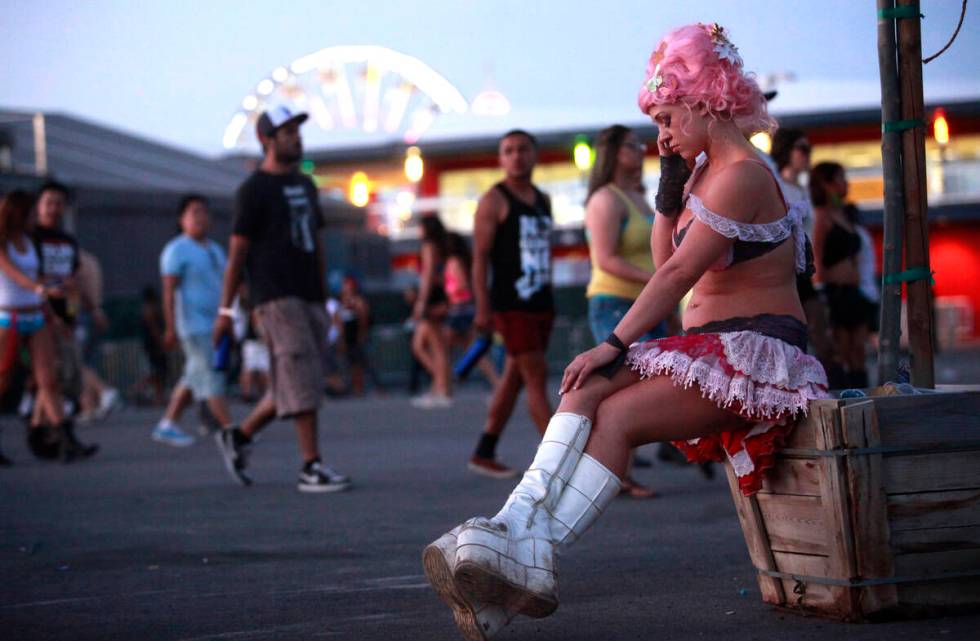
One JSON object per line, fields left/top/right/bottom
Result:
{"left": 222, "top": 45, "right": 469, "bottom": 149}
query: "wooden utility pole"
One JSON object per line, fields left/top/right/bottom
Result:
{"left": 896, "top": 0, "right": 935, "bottom": 387}
{"left": 876, "top": 0, "right": 906, "bottom": 384}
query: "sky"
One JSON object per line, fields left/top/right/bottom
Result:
{"left": 2, "top": 0, "right": 978, "bottom": 157}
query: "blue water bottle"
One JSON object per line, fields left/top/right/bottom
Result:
{"left": 454, "top": 333, "right": 492, "bottom": 380}
{"left": 213, "top": 334, "right": 232, "bottom": 372}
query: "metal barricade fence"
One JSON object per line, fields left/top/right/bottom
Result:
{"left": 95, "top": 317, "right": 596, "bottom": 394}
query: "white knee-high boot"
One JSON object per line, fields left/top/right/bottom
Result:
{"left": 454, "top": 412, "right": 619, "bottom": 618}
{"left": 453, "top": 412, "right": 591, "bottom": 617}
{"left": 423, "top": 526, "right": 515, "bottom": 641}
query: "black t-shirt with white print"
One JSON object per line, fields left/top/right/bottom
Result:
{"left": 33, "top": 225, "right": 80, "bottom": 323}
{"left": 232, "top": 171, "right": 325, "bottom": 306}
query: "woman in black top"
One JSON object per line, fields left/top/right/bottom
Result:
{"left": 410, "top": 215, "right": 453, "bottom": 408}
{"left": 811, "top": 161, "right": 872, "bottom": 388}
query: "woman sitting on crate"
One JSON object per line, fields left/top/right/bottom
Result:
{"left": 422, "top": 22, "right": 829, "bottom": 641}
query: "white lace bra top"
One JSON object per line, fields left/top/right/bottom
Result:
{"left": 672, "top": 155, "right": 811, "bottom": 274}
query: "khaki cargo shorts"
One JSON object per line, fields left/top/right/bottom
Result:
{"left": 255, "top": 297, "right": 328, "bottom": 419}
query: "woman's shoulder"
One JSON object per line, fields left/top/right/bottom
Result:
{"left": 586, "top": 185, "right": 626, "bottom": 217}
{"left": 695, "top": 160, "right": 772, "bottom": 224}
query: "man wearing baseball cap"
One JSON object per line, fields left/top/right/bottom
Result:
{"left": 213, "top": 106, "right": 350, "bottom": 493}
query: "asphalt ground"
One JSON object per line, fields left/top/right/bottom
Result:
{"left": 1, "top": 377, "right": 979, "bottom": 641}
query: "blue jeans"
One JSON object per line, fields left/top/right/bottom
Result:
{"left": 588, "top": 295, "right": 667, "bottom": 345}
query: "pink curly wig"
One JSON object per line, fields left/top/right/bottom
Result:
{"left": 637, "top": 23, "right": 774, "bottom": 135}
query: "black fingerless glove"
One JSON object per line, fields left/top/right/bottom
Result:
{"left": 655, "top": 154, "right": 692, "bottom": 218}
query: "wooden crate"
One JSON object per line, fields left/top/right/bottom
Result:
{"left": 726, "top": 390, "right": 980, "bottom": 620}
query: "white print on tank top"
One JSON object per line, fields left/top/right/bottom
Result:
{"left": 515, "top": 214, "right": 552, "bottom": 300}
{"left": 283, "top": 185, "right": 315, "bottom": 252}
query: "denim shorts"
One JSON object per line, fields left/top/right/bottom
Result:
{"left": 588, "top": 295, "right": 667, "bottom": 345}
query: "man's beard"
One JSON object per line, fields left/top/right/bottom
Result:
{"left": 275, "top": 143, "right": 302, "bottom": 165}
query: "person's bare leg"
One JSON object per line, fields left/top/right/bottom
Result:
{"left": 80, "top": 367, "right": 103, "bottom": 415}
{"left": 29, "top": 327, "right": 65, "bottom": 426}
{"left": 350, "top": 363, "right": 365, "bottom": 395}
{"left": 477, "top": 356, "right": 500, "bottom": 389}
{"left": 483, "top": 356, "right": 523, "bottom": 436}
{"left": 240, "top": 392, "right": 276, "bottom": 439}
{"left": 428, "top": 324, "right": 452, "bottom": 397}
{"left": 412, "top": 323, "right": 439, "bottom": 388}
{"left": 163, "top": 384, "right": 193, "bottom": 423}
{"left": 582, "top": 376, "right": 746, "bottom": 478}
{"left": 293, "top": 410, "right": 319, "bottom": 463}
{"left": 514, "top": 351, "right": 551, "bottom": 435}
{"left": 206, "top": 396, "right": 232, "bottom": 427}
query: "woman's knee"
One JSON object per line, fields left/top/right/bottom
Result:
{"left": 557, "top": 385, "right": 604, "bottom": 419}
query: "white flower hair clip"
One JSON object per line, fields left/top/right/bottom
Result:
{"left": 645, "top": 63, "right": 664, "bottom": 92}
{"left": 706, "top": 22, "right": 743, "bottom": 67}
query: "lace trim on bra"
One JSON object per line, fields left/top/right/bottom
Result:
{"left": 685, "top": 193, "right": 809, "bottom": 274}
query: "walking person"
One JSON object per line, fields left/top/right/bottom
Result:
{"left": 443, "top": 232, "right": 500, "bottom": 390}
{"left": 423, "top": 24, "right": 827, "bottom": 639}
{"left": 810, "top": 162, "right": 872, "bottom": 389}
{"left": 339, "top": 274, "right": 384, "bottom": 396}
{"left": 0, "top": 191, "right": 95, "bottom": 463}
{"left": 467, "top": 129, "right": 555, "bottom": 479}
{"left": 132, "top": 286, "right": 168, "bottom": 406}
{"left": 584, "top": 124, "right": 664, "bottom": 498}
{"left": 411, "top": 215, "right": 453, "bottom": 408}
{"left": 213, "top": 106, "right": 349, "bottom": 492}
{"left": 151, "top": 195, "right": 235, "bottom": 447}
{"left": 30, "top": 182, "right": 98, "bottom": 458}
{"left": 75, "top": 249, "right": 120, "bottom": 421}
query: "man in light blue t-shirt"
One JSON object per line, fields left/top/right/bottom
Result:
{"left": 151, "top": 195, "right": 234, "bottom": 447}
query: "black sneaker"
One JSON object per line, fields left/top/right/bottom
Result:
{"left": 298, "top": 460, "right": 350, "bottom": 493}
{"left": 60, "top": 421, "right": 99, "bottom": 463}
{"left": 215, "top": 427, "right": 252, "bottom": 486}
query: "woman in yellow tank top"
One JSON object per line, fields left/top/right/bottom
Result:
{"left": 584, "top": 125, "right": 665, "bottom": 498}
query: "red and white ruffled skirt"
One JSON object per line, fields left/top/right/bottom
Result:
{"left": 626, "top": 330, "right": 829, "bottom": 495}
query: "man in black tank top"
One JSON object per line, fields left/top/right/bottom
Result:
{"left": 468, "top": 130, "right": 555, "bottom": 478}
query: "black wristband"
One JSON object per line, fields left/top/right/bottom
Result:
{"left": 596, "top": 334, "right": 629, "bottom": 380}
{"left": 605, "top": 332, "right": 628, "bottom": 353}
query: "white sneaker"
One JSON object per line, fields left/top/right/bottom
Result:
{"left": 96, "top": 388, "right": 121, "bottom": 419}
{"left": 151, "top": 422, "right": 195, "bottom": 447}
{"left": 411, "top": 393, "right": 453, "bottom": 409}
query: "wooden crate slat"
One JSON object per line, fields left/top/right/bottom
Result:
{"left": 891, "top": 525, "right": 980, "bottom": 554}
{"left": 897, "top": 577, "right": 980, "bottom": 608}
{"left": 814, "top": 405, "right": 861, "bottom": 617}
{"left": 893, "top": 548, "right": 980, "bottom": 576}
{"left": 724, "top": 462, "right": 786, "bottom": 604}
{"left": 841, "top": 400, "right": 898, "bottom": 613}
{"left": 883, "top": 451, "right": 980, "bottom": 494}
{"left": 888, "top": 488, "right": 980, "bottom": 531}
{"left": 771, "top": 551, "right": 837, "bottom": 610}
{"left": 869, "top": 392, "right": 980, "bottom": 447}
{"left": 784, "top": 400, "right": 840, "bottom": 449}
{"left": 759, "top": 458, "right": 822, "bottom": 497}
{"left": 755, "top": 493, "right": 829, "bottom": 555}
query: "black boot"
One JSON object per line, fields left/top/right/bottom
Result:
{"left": 27, "top": 426, "right": 60, "bottom": 460}
{"left": 60, "top": 420, "right": 99, "bottom": 463}
{"left": 0, "top": 427, "right": 10, "bottom": 466}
